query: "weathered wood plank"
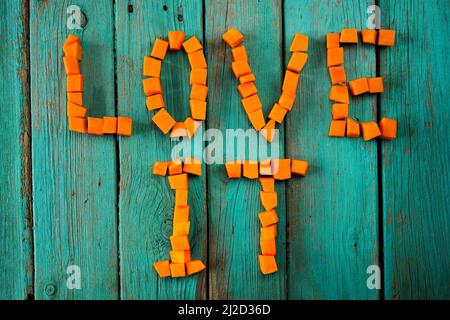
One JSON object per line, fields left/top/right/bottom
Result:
{"left": 0, "top": 0, "right": 33, "bottom": 299}
{"left": 115, "top": 0, "right": 207, "bottom": 299}
{"left": 380, "top": 0, "right": 450, "bottom": 299}
{"left": 30, "top": 1, "right": 119, "bottom": 299}
{"left": 284, "top": 0, "right": 380, "bottom": 299}
{"left": 205, "top": 0, "right": 287, "bottom": 299}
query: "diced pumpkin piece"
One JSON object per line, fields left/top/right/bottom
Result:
{"left": 190, "top": 69, "right": 207, "bottom": 85}
{"left": 340, "top": 28, "right": 358, "bottom": 43}
{"left": 260, "top": 119, "right": 276, "bottom": 143}
{"left": 170, "top": 250, "right": 191, "bottom": 263}
{"left": 287, "top": 52, "right": 308, "bottom": 73}
{"left": 243, "top": 160, "right": 259, "bottom": 179}
{"left": 225, "top": 161, "right": 241, "bottom": 178}
{"left": 190, "top": 99, "right": 207, "bottom": 120}
{"left": 259, "top": 159, "right": 272, "bottom": 176}
{"left": 102, "top": 116, "right": 117, "bottom": 134}
{"left": 231, "top": 60, "right": 251, "bottom": 78}
{"left": 168, "top": 173, "right": 188, "bottom": 190}
{"left": 68, "top": 117, "right": 87, "bottom": 133}
{"left": 328, "top": 66, "right": 346, "bottom": 84}
{"left": 260, "top": 239, "right": 276, "bottom": 256}
{"left": 260, "top": 191, "right": 278, "bottom": 211}
{"left": 239, "top": 73, "right": 256, "bottom": 84}
{"left": 143, "top": 56, "right": 162, "bottom": 77}
{"left": 237, "top": 82, "right": 257, "bottom": 98}
{"left": 87, "top": 117, "right": 103, "bottom": 135}
{"left": 153, "top": 260, "right": 171, "bottom": 278}
{"left": 326, "top": 33, "right": 340, "bottom": 49}
{"left": 278, "top": 91, "right": 296, "bottom": 111}
{"left": 248, "top": 109, "right": 266, "bottom": 131}
{"left": 146, "top": 94, "right": 165, "bottom": 111}
{"left": 329, "top": 85, "right": 349, "bottom": 104}
{"left": 169, "top": 263, "right": 186, "bottom": 278}
{"left": 183, "top": 157, "right": 202, "bottom": 176}
{"left": 379, "top": 117, "right": 397, "bottom": 140}
{"left": 231, "top": 45, "right": 248, "bottom": 61}
{"left": 259, "top": 177, "right": 275, "bottom": 192}
{"left": 222, "top": 27, "right": 244, "bottom": 48}
{"left": 151, "top": 38, "right": 169, "bottom": 60}
{"left": 170, "top": 235, "right": 190, "bottom": 251}
{"left": 260, "top": 225, "right": 277, "bottom": 240}
{"left": 329, "top": 120, "right": 346, "bottom": 137}
{"left": 282, "top": 70, "right": 299, "bottom": 94}
{"left": 172, "top": 222, "right": 190, "bottom": 237}
{"left": 64, "top": 34, "right": 80, "bottom": 45}
{"left": 170, "top": 122, "right": 188, "bottom": 138}
{"left": 259, "top": 255, "right": 278, "bottom": 275}
{"left": 142, "top": 77, "right": 162, "bottom": 96}
{"left": 152, "top": 161, "right": 168, "bottom": 176}
{"left": 168, "top": 31, "right": 185, "bottom": 50}
{"left": 188, "top": 50, "right": 207, "bottom": 69}
{"left": 268, "top": 103, "right": 288, "bottom": 124}
{"left": 331, "top": 103, "right": 349, "bottom": 120}
{"left": 67, "top": 74, "right": 83, "bottom": 92}
{"left": 361, "top": 121, "right": 381, "bottom": 141}
{"left": 152, "top": 108, "right": 176, "bottom": 134}
{"left": 186, "top": 260, "right": 206, "bottom": 275}
{"left": 168, "top": 158, "right": 183, "bottom": 175}
{"left": 67, "top": 92, "right": 83, "bottom": 105}
{"left": 272, "top": 159, "right": 291, "bottom": 180}
{"left": 258, "top": 210, "right": 279, "bottom": 227}
{"left": 378, "top": 30, "right": 396, "bottom": 46}
{"left": 175, "top": 189, "right": 188, "bottom": 207}
{"left": 117, "top": 116, "right": 132, "bottom": 136}
{"left": 63, "top": 41, "right": 82, "bottom": 60}
{"left": 190, "top": 84, "right": 208, "bottom": 101}
{"left": 368, "top": 77, "right": 384, "bottom": 93}
{"left": 241, "top": 94, "right": 262, "bottom": 114}
{"left": 361, "top": 29, "right": 377, "bottom": 44}
{"left": 63, "top": 56, "right": 80, "bottom": 75}
{"left": 290, "top": 33, "right": 309, "bottom": 52}
{"left": 346, "top": 118, "right": 360, "bottom": 138}
{"left": 291, "top": 160, "right": 309, "bottom": 176}
{"left": 67, "top": 101, "right": 87, "bottom": 117}
{"left": 184, "top": 117, "right": 202, "bottom": 138}
{"left": 349, "top": 78, "right": 369, "bottom": 95}
{"left": 174, "top": 206, "right": 190, "bottom": 222}
{"left": 327, "top": 47, "right": 344, "bottom": 67}
{"left": 182, "top": 36, "right": 203, "bottom": 53}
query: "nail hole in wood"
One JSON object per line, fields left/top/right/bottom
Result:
{"left": 128, "top": 4, "right": 134, "bottom": 13}
{"left": 163, "top": 5, "right": 169, "bottom": 11}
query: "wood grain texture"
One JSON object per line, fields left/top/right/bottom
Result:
{"left": 380, "top": 0, "right": 450, "bottom": 299}
{"left": 284, "top": 0, "right": 380, "bottom": 299}
{"left": 205, "top": 0, "right": 287, "bottom": 299}
{"left": 30, "top": 1, "right": 119, "bottom": 299}
{"left": 0, "top": 0, "right": 33, "bottom": 299}
{"left": 115, "top": 0, "right": 207, "bottom": 299}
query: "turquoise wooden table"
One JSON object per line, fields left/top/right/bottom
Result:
{"left": 1, "top": 0, "right": 449, "bottom": 300}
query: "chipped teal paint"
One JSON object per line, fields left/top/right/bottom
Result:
{"left": 0, "top": 0, "right": 449, "bottom": 300}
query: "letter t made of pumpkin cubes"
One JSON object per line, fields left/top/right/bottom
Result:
{"left": 224, "top": 158, "right": 309, "bottom": 275}
{"left": 151, "top": 158, "right": 206, "bottom": 278}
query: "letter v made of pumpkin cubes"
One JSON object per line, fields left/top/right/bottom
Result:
{"left": 151, "top": 158, "right": 206, "bottom": 278}
{"left": 224, "top": 158, "right": 309, "bottom": 275}
{"left": 326, "top": 28, "right": 397, "bottom": 141}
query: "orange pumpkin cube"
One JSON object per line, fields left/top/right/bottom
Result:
{"left": 170, "top": 250, "right": 191, "bottom": 263}
{"left": 282, "top": 70, "right": 299, "bottom": 94}
{"left": 329, "top": 120, "right": 346, "bottom": 137}
{"left": 331, "top": 103, "right": 349, "bottom": 120}
{"left": 169, "top": 263, "right": 186, "bottom": 278}
{"left": 346, "top": 118, "right": 360, "bottom": 138}
{"left": 174, "top": 206, "right": 190, "bottom": 223}
{"left": 268, "top": 103, "right": 288, "bottom": 124}
{"left": 190, "top": 99, "right": 207, "bottom": 120}
{"left": 68, "top": 117, "right": 87, "bottom": 133}
{"left": 67, "top": 92, "right": 83, "bottom": 105}
{"left": 168, "top": 173, "right": 188, "bottom": 190}
{"left": 378, "top": 30, "right": 396, "bottom": 46}
{"left": 190, "top": 69, "right": 207, "bottom": 85}
{"left": 259, "top": 177, "right": 275, "bottom": 192}
{"left": 170, "top": 124, "right": 188, "bottom": 139}
{"left": 143, "top": 56, "right": 162, "bottom": 77}
{"left": 67, "top": 74, "right": 83, "bottom": 92}
{"left": 379, "top": 117, "right": 397, "bottom": 140}
{"left": 168, "top": 31, "right": 185, "bottom": 50}
{"left": 340, "top": 28, "right": 358, "bottom": 43}
{"left": 272, "top": 159, "right": 291, "bottom": 180}
{"left": 186, "top": 260, "right": 206, "bottom": 276}
{"left": 260, "top": 225, "right": 277, "bottom": 240}
{"left": 349, "top": 78, "right": 369, "bottom": 95}
{"left": 287, "top": 52, "right": 308, "bottom": 73}
{"left": 329, "top": 85, "right": 349, "bottom": 104}
{"left": 188, "top": 50, "right": 207, "bottom": 69}
{"left": 237, "top": 82, "right": 257, "bottom": 98}
{"left": 142, "top": 77, "right": 162, "bottom": 96}
{"left": 329, "top": 66, "right": 346, "bottom": 84}
{"left": 87, "top": 117, "right": 103, "bottom": 135}
{"left": 63, "top": 56, "right": 80, "bottom": 75}
{"left": 222, "top": 27, "right": 244, "bottom": 48}
{"left": 248, "top": 109, "right": 266, "bottom": 131}
{"left": 152, "top": 161, "right": 168, "bottom": 176}
{"left": 327, "top": 47, "right": 344, "bottom": 67}
{"left": 190, "top": 84, "right": 208, "bottom": 101}
{"left": 259, "top": 255, "right": 278, "bottom": 275}
{"left": 183, "top": 157, "right": 202, "bottom": 176}
{"left": 153, "top": 260, "right": 171, "bottom": 278}
{"left": 231, "top": 45, "right": 248, "bottom": 61}
{"left": 243, "top": 160, "right": 259, "bottom": 179}
{"left": 63, "top": 41, "right": 82, "bottom": 60}
{"left": 278, "top": 91, "right": 296, "bottom": 111}
{"left": 172, "top": 222, "right": 190, "bottom": 238}
{"left": 182, "top": 36, "right": 202, "bottom": 53}
{"left": 260, "top": 239, "right": 276, "bottom": 256}
{"left": 241, "top": 94, "right": 262, "bottom": 114}
{"left": 239, "top": 73, "right": 256, "bottom": 84}
{"left": 184, "top": 117, "right": 202, "bottom": 138}
{"left": 260, "top": 119, "right": 276, "bottom": 143}
{"left": 290, "top": 33, "right": 309, "bottom": 52}
{"left": 291, "top": 160, "right": 309, "bottom": 176}
{"left": 258, "top": 209, "right": 279, "bottom": 227}
{"left": 151, "top": 38, "right": 169, "bottom": 60}
{"left": 168, "top": 158, "right": 183, "bottom": 175}
{"left": 146, "top": 94, "right": 165, "bottom": 110}
{"left": 117, "top": 116, "right": 132, "bottom": 136}
{"left": 152, "top": 108, "right": 176, "bottom": 134}
{"left": 231, "top": 60, "right": 251, "bottom": 78}
{"left": 361, "top": 121, "right": 381, "bottom": 141}
{"left": 175, "top": 189, "right": 188, "bottom": 207}
{"left": 170, "top": 235, "right": 190, "bottom": 251}
{"left": 260, "top": 192, "right": 278, "bottom": 211}
{"left": 361, "top": 30, "right": 377, "bottom": 44}
{"left": 67, "top": 102, "right": 87, "bottom": 118}
{"left": 102, "top": 116, "right": 117, "bottom": 134}
{"left": 368, "top": 77, "right": 384, "bottom": 93}
{"left": 259, "top": 159, "right": 272, "bottom": 176}
{"left": 326, "top": 33, "right": 340, "bottom": 49}
{"left": 225, "top": 160, "right": 242, "bottom": 178}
